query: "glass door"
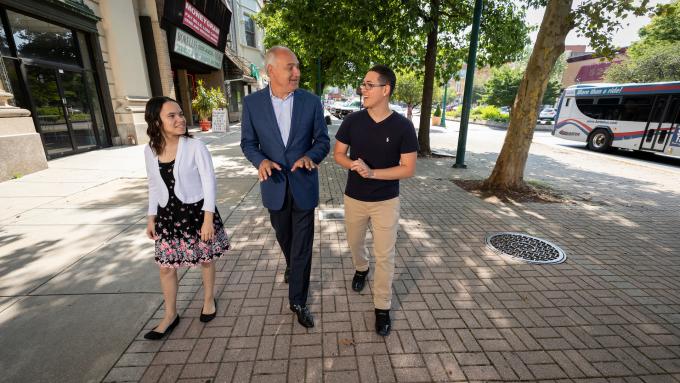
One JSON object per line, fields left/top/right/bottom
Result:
{"left": 24, "top": 64, "right": 99, "bottom": 157}
{"left": 24, "top": 65, "right": 74, "bottom": 157}
{"left": 60, "top": 70, "right": 97, "bottom": 150}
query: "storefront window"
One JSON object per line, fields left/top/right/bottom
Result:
{"left": 7, "top": 10, "right": 79, "bottom": 66}
{"left": 0, "top": 16, "right": 11, "bottom": 57}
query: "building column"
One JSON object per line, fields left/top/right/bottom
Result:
{"left": 0, "top": 77, "right": 48, "bottom": 181}
{"left": 99, "top": 0, "right": 152, "bottom": 144}
{"left": 177, "top": 69, "right": 193, "bottom": 124}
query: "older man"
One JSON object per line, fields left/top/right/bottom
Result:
{"left": 240, "top": 46, "right": 330, "bottom": 328}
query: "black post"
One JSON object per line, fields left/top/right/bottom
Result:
{"left": 453, "top": 0, "right": 483, "bottom": 169}
{"left": 315, "top": 57, "right": 322, "bottom": 96}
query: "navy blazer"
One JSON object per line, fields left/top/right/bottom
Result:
{"left": 240, "top": 87, "right": 330, "bottom": 210}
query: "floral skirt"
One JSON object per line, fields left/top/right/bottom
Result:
{"left": 154, "top": 199, "right": 230, "bottom": 268}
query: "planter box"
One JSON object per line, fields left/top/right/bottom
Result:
{"left": 199, "top": 120, "right": 211, "bottom": 131}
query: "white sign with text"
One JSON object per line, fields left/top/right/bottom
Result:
{"left": 211, "top": 108, "right": 228, "bottom": 132}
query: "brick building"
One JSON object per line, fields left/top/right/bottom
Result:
{"left": 0, "top": 0, "right": 261, "bottom": 181}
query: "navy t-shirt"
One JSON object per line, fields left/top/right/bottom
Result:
{"left": 335, "top": 109, "right": 419, "bottom": 202}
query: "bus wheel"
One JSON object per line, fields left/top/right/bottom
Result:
{"left": 587, "top": 129, "right": 612, "bottom": 152}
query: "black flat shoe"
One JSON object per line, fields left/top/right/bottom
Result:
{"left": 144, "top": 315, "right": 180, "bottom": 340}
{"left": 375, "top": 309, "right": 391, "bottom": 336}
{"left": 200, "top": 299, "right": 217, "bottom": 323}
{"left": 290, "top": 304, "right": 315, "bottom": 328}
{"left": 352, "top": 268, "right": 369, "bottom": 292}
{"left": 284, "top": 266, "right": 290, "bottom": 284}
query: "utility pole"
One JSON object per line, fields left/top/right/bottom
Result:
{"left": 453, "top": 0, "right": 483, "bottom": 169}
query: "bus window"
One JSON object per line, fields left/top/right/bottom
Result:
{"left": 652, "top": 97, "right": 668, "bottom": 121}
{"left": 576, "top": 97, "right": 621, "bottom": 120}
{"left": 620, "top": 96, "right": 653, "bottom": 122}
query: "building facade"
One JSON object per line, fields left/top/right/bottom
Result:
{"left": 562, "top": 49, "right": 628, "bottom": 89}
{"left": 0, "top": 0, "right": 253, "bottom": 181}
{"left": 223, "top": 0, "right": 264, "bottom": 122}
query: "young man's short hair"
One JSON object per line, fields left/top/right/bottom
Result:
{"left": 369, "top": 64, "right": 396, "bottom": 97}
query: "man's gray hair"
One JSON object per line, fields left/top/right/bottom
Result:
{"left": 264, "top": 46, "right": 293, "bottom": 68}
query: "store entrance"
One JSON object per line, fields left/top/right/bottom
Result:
{"left": 23, "top": 63, "right": 99, "bottom": 157}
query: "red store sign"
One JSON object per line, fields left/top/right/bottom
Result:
{"left": 182, "top": 1, "right": 220, "bottom": 46}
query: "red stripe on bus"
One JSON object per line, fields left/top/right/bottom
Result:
{"left": 622, "top": 84, "right": 680, "bottom": 92}
{"left": 562, "top": 118, "right": 592, "bottom": 131}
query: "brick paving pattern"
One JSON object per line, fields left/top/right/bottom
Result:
{"left": 106, "top": 126, "right": 680, "bottom": 382}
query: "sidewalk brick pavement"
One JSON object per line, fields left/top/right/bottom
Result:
{"left": 106, "top": 125, "right": 680, "bottom": 382}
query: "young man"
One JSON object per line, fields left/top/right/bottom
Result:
{"left": 333, "top": 65, "right": 418, "bottom": 336}
{"left": 241, "top": 46, "right": 330, "bottom": 328}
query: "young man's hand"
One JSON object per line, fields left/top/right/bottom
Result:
{"left": 350, "top": 158, "right": 373, "bottom": 178}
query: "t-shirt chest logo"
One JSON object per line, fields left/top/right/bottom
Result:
{"left": 386, "top": 137, "right": 390, "bottom": 143}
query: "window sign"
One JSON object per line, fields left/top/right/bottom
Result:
{"left": 174, "top": 29, "right": 222, "bottom": 69}
{"left": 182, "top": 1, "right": 220, "bottom": 46}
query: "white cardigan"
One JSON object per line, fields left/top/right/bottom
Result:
{"left": 144, "top": 136, "right": 216, "bottom": 215}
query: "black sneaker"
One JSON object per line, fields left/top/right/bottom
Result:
{"left": 375, "top": 309, "right": 391, "bottom": 336}
{"left": 351, "top": 268, "right": 369, "bottom": 292}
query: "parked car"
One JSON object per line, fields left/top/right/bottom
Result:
{"left": 389, "top": 104, "right": 406, "bottom": 117}
{"left": 329, "top": 100, "right": 349, "bottom": 118}
{"left": 539, "top": 107, "right": 557, "bottom": 122}
{"left": 335, "top": 99, "right": 362, "bottom": 119}
{"left": 499, "top": 106, "right": 511, "bottom": 114}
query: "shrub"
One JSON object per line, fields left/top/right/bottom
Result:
{"left": 433, "top": 105, "right": 442, "bottom": 117}
{"left": 445, "top": 105, "right": 462, "bottom": 118}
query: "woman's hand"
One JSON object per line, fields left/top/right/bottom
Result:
{"left": 146, "top": 216, "right": 158, "bottom": 240}
{"left": 200, "top": 212, "right": 215, "bottom": 242}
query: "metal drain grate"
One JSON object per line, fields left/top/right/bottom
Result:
{"left": 319, "top": 209, "right": 345, "bottom": 220}
{"left": 485, "top": 232, "right": 566, "bottom": 264}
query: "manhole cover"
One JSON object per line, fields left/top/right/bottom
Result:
{"left": 485, "top": 232, "right": 566, "bottom": 264}
{"left": 319, "top": 209, "right": 345, "bottom": 220}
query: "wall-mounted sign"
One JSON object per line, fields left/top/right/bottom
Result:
{"left": 174, "top": 29, "right": 222, "bottom": 69}
{"left": 182, "top": 1, "right": 220, "bottom": 46}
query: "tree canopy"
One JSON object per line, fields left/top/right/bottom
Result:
{"left": 256, "top": 0, "right": 530, "bottom": 154}
{"left": 604, "top": 0, "right": 680, "bottom": 83}
{"left": 605, "top": 41, "right": 680, "bottom": 83}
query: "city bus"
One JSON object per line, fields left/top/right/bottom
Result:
{"left": 553, "top": 81, "right": 680, "bottom": 157}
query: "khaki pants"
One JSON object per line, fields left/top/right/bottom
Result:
{"left": 344, "top": 195, "right": 400, "bottom": 310}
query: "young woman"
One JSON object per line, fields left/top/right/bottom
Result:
{"left": 143, "top": 96, "right": 230, "bottom": 340}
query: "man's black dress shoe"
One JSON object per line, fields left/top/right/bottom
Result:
{"left": 144, "top": 315, "right": 180, "bottom": 340}
{"left": 290, "top": 304, "right": 315, "bottom": 328}
{"left": 200, "top": 299, "right": 217, "bottom": 323}
{"left": 375, "top": 309, "right": 391, "bottom": 336}
{"left": 352, "top": 268, "right": 369, "bottom": 292}
{"left": 284, "top": 266, "right": 290, "bottom": 284}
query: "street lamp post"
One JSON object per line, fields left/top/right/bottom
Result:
{"left": 439, "top": 79, "right": 448, "bottom": 127}
{"left": 453, "top": 0, "right": 483, "bottom": 169}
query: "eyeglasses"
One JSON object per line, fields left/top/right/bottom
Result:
{"left": 359, "top": 82, "right": 386, "bottom": 89}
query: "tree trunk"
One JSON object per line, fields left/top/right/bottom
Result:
{"left": 417, "top": 0, "right": 440, "bottom": 156}
{"left": 483, "top": 0, "right": 573, "bottom": 191}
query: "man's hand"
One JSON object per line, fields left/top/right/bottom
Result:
{"left": 258, "top": 159, "right": 282, "bottom": 181}
{"left": 291, "top": 155, "right": 317, "bottom": 172}
{"left": 350, "top": 158, "right": 373, "bottom": 178}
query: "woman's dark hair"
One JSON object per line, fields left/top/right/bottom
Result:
{"left": 145, "top": 96, "right": 191, "bottom": 155}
